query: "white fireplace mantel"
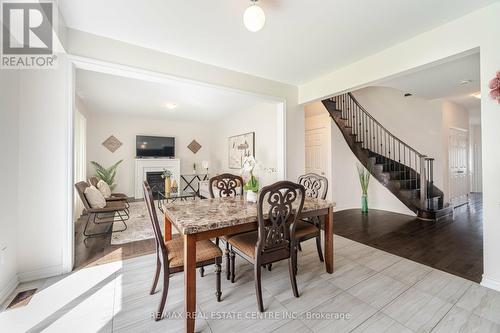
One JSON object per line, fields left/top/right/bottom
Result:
{"left": 135, "top": 158, "right": 181, "bottom": 199}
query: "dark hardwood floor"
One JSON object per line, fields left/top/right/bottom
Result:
{"left": 333, "top": 193, "right": 483, "bottom": 282}
{"left": 74, "top": 212, "right": 156, "bottom": 270}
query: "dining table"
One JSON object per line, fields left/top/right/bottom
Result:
{"left": 161, "top": 196, "right": 335, "bottom": 333}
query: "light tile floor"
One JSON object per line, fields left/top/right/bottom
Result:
{"left": 1, "top": 235, "right": 500, "bottom": 333}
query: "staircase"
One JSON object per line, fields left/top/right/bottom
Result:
{"left": 322, "top": 92, "right": 453, "bottom": 221}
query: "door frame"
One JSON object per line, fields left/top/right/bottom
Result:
{"left": 62, "top": 55, "right": 287, "bottom": 272}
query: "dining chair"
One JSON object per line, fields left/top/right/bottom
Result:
{"left": 295, "top": 173, "right": 329, "bottom": 262}
{"left": 143, "top": 181, "right": 223, "bottom": 321}
{"left": 227, "top": 181, "right": 305, "bottom": 312}
{"left": 75, "top": 181, "right": 129, "bottom": 238}
{"left": 208, "top": 173, "right": 244, "bottom": 280}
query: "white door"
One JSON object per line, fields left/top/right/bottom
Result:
{"left": 305, "top": 127, "right": 328, "bottom": 177}
{"left": 449, "top": 128, "right": 469, "bottom": 207}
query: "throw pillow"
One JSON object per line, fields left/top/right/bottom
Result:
{"left": 84, "top": 185, "right": 106, "bottom": 209}
{"left": 96, "top": 180, "right": 112, "bottom": 198}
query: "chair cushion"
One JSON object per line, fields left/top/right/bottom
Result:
{"left": 294, "top": 220, "right": 320, "bottom": 239}
{"left": 166, "top": 238, "right": 222, "bottom": 268}
{"left": 84, "top": 185, "right": 106, "bottom": 209}
{"left": 97, "top": 180, "right": 112, "bottom": 198}
{"left": 227, "top": 232, "right": 258, "bottom": 258}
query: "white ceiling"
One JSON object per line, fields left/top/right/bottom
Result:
{"left": 59, "top": 0, "right": 497, "bottom": 85}
{"left": 75, "top": 69, "right": 274, "bottom": 121}
{"left": 376, "top": 52, "right": 481, "bottom": 110}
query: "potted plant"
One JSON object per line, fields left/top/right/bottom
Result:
{"left": 241, "top": 156, "right": 259, "bottom": 202}
{"left": 90, "top": 160, "right": 123, "bottom": 189}
{"left": 161, "top": 169, "right": 173, "bottom": 195}
{"left": 356, "top": 163, "right": 371, "bottom": 214}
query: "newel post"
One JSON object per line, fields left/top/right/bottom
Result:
{"left": 420, "top": 155, "right": 428, "bottom": 206}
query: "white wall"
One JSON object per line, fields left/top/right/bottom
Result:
{"left": 210, "top": 102, "right": 279, "bottom": 187}
{"left": 16, "top": 57, "right": 71, "bottom": 281}
{"left": 299, "top": 2, "right": 500, "bottom": 291}
{"left": 86, "top": 112, "right": 212, "bottom": 196}
{"left": 0, "top": 70, "right": 20, "bottom": 302}
{"left": 470, "top": 124, "right": 482, "bottom": 193}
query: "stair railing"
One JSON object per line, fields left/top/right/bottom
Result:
{"left": 330, "top": 92, "right": 434, "bottom": 204}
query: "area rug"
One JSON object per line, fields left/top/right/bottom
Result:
{"left": 111, "top": 200, "right": 170, "bottom": 245}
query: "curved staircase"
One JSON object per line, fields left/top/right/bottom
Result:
{"left": 322, "top": 92, "right": 453, "bottom": 221}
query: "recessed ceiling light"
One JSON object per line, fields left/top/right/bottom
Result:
{"left": 460, "top": 79, "right": 473, "bottom": 85}
{"left": 471, "top": 92, "right": 481, "bottom": 99}
{"left": 165, "top": 103, "right": 177, "bottom": 110}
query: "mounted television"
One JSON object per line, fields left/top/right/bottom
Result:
{"left": 136, "top": 135, "right": 175, "bottom": 158}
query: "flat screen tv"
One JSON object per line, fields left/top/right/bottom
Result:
{"left": 136, "top": 135, "right": 175, "bottom": 158}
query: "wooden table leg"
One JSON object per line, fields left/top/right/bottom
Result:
{"left": 184, "top": 234, "right": 196, "bottom": 333}
{"left": 164, "top": 215, "right": 172, "bottom": 242}
{"left": 324, "top": 207, "right": 334, "bottom": 273}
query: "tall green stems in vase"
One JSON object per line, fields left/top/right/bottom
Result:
{"left": 356, "top": 163, "right": 371, "bottom": 214}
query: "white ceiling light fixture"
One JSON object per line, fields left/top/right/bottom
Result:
{"left": 243, "top": 0, "right": 265, "bottom": 32}
{"left": 165, "top": 103, "right": 177, "bottom": 110}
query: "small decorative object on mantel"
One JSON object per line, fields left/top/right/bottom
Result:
{"left": 192, "top": 163, "right": 197, "bottom": 174}
{"left": 187, "top": 140, "right": 202, "bottom": 154}
{"left": 241, "top": 155, "right": 259, "bottom": 203}
{"left": 161, "top": 169, "right": 172, "bottom": 195}
{"left": 229, "top": 132, "right": 255, "bottom": 169}
{"left": 171, "top": 179, "right": 178, "bottom": 194}
{"left": 356, "top": 163, "right": 371, "bottom": 214}
{"left": 102, "top": 135, "right": 122, "bottom": 153}
{"left": 489, "top": 71, "right": 500, "bottom": 104}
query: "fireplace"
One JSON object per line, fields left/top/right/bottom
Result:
{"left": 146, "top": 171, "right": 164, "bottom": 198}
{"left": 134, "top": 158, "right": 180, "bottom": 199}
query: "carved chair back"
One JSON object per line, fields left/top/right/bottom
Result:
{"left": 209, "top": 173, "right": 244, "bottom": 198}
{"left": 255, "top": 181, "right": 305, "bottom": 263}
{"left": 143, "top": 181, "right": 169, "bottom": 263}
{"left": 298, "top": 173, "right": 328, "bottom": 200}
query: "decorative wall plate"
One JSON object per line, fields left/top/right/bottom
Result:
{"left": 188, "top": 140, "right": 202, "bottom": 154}
{"left": 102, "top": 135, "right": 122, "bottom": 153}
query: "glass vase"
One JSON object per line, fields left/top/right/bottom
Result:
{"left": 361, "top": 194, "right": 368, "bottom": 214}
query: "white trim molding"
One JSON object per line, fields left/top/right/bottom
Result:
{"left": 17, "top": 265, "right": 64, "bottom": 283}
{"left": 0, "top": 274, "right": 19, "bottom": 306}
{"left": 481, "top": 275, "right": 500, "bottom": 292}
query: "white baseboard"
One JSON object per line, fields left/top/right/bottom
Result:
{"left": 17, "top": 265, "right": 63, "bottom": 283}
{"left": 0, "top": 274, "right": 19, "bottom": 306}
{"left": 481, "top": 275, "right": 500, "bottom": 292}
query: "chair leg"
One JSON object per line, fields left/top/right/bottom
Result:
{"left": 230, "top": 248, "right": 236, "bottom": 283}
{"left": 288, "top": 257, "right": 299, "bottom": 298}
{"left": 254, "top": 264, "right": 264, "bottom": 312}
{"left": 294, "top": 247, "right": 298, "bottom": 275}
{"left": 155, "top": 259, "right": 170, "bottom": 321}
{"left": 199, "top": 266, "right": 205, "bottom": 277}
{"left": 297, "top": 243, "right": 302, "bottom": 251}
{"left": 225, "top": 242, "right": 231, "bottom": 280}
{"left": 315, "top": 235, "right": 324, "bottom": 262}
{"left": 215, "top": 257, "right": 222, "bottom": 302}
{"left": 150, "top": 251, "right": 161, "bottom": 295}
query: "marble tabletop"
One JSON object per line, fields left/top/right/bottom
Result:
{"left": 162, "top": 197, "right": 335, "bottom": 235}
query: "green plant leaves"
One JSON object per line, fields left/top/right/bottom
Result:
{"left": 90, "top": 159, "right": 123, "bottom": 189}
